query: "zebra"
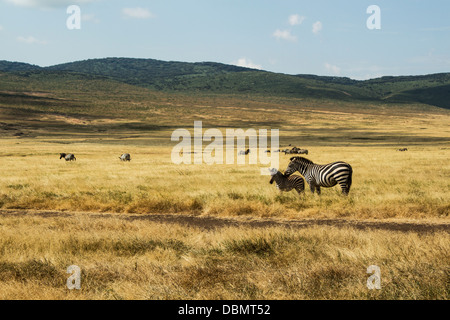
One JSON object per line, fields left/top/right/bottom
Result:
{"left": 268, "top": 168, "right": 305, "bottom": 196}
{"left": 284, "top": 157, "right": 352, "bottom": 195}
{"left": 397, "top": 148, "right": 408, "bottom": 152}
{"left": 119, "top": 153, "right": 131, "bottom": 161}
{"left": 59, "top": 153, "right": 76, "bottom": 161}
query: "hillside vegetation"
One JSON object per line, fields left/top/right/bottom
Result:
{"left": 1, "top": 58, "right": 450, "bottom": 109}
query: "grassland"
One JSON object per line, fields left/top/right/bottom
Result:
{"left": 0, "top": 212, "right": 448, "bottom": 300}
{"left": 0, "top": 140, "right": 449, "bottom": 220}
{"left": 0, "top": 69, "right": 449, "bottom": 299}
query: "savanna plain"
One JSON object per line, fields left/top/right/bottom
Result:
{"left": 0, "top": 72, "right": 449, "bottom": 299}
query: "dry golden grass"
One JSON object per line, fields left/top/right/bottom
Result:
{"left": 0, "top": 212, "right": 447, "bottom": 300}
{"left": 0, "top": 139, "right": 448, "bottom": 221}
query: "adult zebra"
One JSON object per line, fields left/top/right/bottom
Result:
{"left": 284, "top": 157, "right": 353, "bottom": 195}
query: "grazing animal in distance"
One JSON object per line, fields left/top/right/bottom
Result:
{"left": 397, "top": 148, "right": 408, "bottom": 152}
{"left": 284, "top": 156, "right": 352, "bottom": 195}
{"left": 269, "top": 168, "right": 305, "bottom": 196}
{"left": 283, "top": 147, "right": 308, "bottom": 155}
{"left": 238, "top": 149, "right": 250, "bottom": 155}
{"left": 60, "top": 153, "right": 76, "bottom": 161}
{"left": 119, "top": 153, "right": 131, "bottom": 161}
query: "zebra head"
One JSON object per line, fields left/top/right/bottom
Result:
{"left": 268, "top": 168, "right": 278, "bottom": 176}
{"left": 59, "top": 153, "right": 67, "bottom": 159}
{"left": 284, "top": 156, "right": 313, "bottom": 176}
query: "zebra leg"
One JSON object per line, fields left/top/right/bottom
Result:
{"left": 316, "top": 186, "right": 321, "bottom": 195}
{"left": 340, "top": 174, "right": 352, "bottom": 195}
{"left": 309, "top": 183, "right": 315, "bottom": 194}
{"left": 340, "top": 183, "right": 350, "bottom": 195}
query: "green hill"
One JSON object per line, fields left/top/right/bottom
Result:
{"left": 46, "top": 58, "right": 253, "bottom": 88}
{"left": 1, "top": 57, "right": 449, "bottom": 109}
{"left": 0, "top": 60, "right": 41, "bottom": 72}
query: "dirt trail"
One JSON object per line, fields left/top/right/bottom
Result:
{"left": 1, "top": 209, "right": 449, "bottom": 233}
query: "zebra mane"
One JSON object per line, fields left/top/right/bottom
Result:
{"left": 289, "top": 156, "right": 314, "bottom": 165}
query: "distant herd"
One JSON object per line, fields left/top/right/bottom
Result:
{"left": 59, "top": 152, "right": 130, "bottom": 162}
{"left": 58, "top": 146, "right": 409, "bottom": 197}
{"left": 265, "top": 146, "right": 309, "bottom": 155}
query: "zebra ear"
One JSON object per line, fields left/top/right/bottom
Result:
{"left": 289, "top": 156, "right": 296, "bottom": 161}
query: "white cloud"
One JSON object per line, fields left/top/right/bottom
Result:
{"left": 4, "top": 0, "right": 98, "bottom": 8}
{"left": 351, "top": 74, "right": 384, "bottom": 81}
{"left": 324, "top": 63, "right": 341, "bottom": 75}
{"left": 233, "top": 58, "right": 262, "bottom": 70}
{"left": 272, "top": 29, "right": 297, "bottom": 42}
{"left": 4, "top": 0, "right": 38, "bottom": 6}
{"left": 288, "top": 14, "right": 305, "bottom": 26}
{"left": 343, "top": 63, "right": 393, "bottom": 80}
{"left": 122, "top": 7, "right": 154, "bottom": 19}
{"left": 17, "top": 35, "right": 47, "bottom": 44}
{"left": 312, "top": 21, "right": 322, "bottom": 35}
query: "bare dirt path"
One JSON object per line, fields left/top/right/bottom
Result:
{"left": 1, "top": 209, "right": 449, "bottom": 233}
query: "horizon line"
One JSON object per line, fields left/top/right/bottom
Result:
{"left": 1, "top": 57, "right": 449, "bottom": 82}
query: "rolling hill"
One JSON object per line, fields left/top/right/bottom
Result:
{"left": 0, "top": 57, "right": 449, "bottom": 109}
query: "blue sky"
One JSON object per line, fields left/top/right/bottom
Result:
{"left": 0, "top": 0, "right": 449, "bottom": 79}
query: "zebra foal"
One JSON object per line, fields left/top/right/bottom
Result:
{"left": 284, "top": 157, "right": 352, "bottom": 195}
{"left": 268, "top": 168, "right": 305, "bottom": 196}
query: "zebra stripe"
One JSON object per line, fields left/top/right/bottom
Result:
{"left": 284, "top": 157, "right": 352, "bottom": 195}
{"left": 269, "top": 169, "right": 305, "bottom": 196}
